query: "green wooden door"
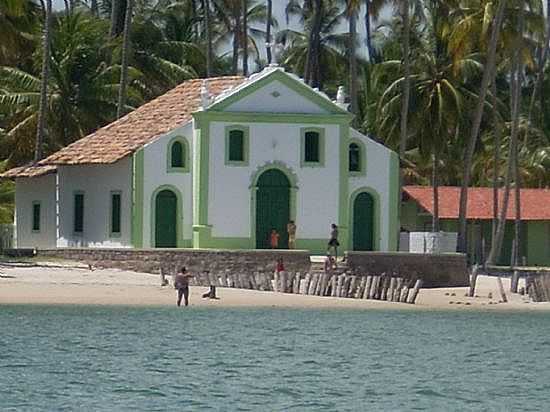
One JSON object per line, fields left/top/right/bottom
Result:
{"left": 155, "top": 189, "right": 178, "bottom": 248}
{"left": 256, "top": 169, "right": 290, "bottom": 249}
{"left": 353, "top": 192, "right": 375, "bottom": 251}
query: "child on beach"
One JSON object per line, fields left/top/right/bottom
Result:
{"left": 270, "top": 229, "right": 280, "bottom": 249}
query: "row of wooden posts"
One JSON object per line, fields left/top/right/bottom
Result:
{"left": 177, "top": 270, "right": 423, "bottom": 304}
{"left": 526, "top": 272, "right": 550, "bottom": 302}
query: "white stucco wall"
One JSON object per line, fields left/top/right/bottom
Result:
{"left": 14, "top": 174, "right": 57, "bottom": 249}
{"left": 348, "top": 129, "right": 394, "bottom": 251}
{"left": 207, "top": 121, "right": 340, "bottom": 240}
{"left": 224, "top": 79, "right": 330, "bottom": 114}
{"left": 57, "top": 158, "right": 132, "bottom": 248}
{"left": 142, "top": 123, "right": 193, "bottom": 247}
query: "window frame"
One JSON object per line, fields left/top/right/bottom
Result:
{"left": 73, "top": 191, "right": 85, "bottom": 235}
{"left": 300, "top": 127, "right": 325, "bottom": 167}
{"left": 109, "top": 191, "right": 122, "bottom": 238}
{"left": 166, "top": 136, "right": 190, "bottom": 173}
{"left": 224, "top": 125, "right": 250, "bottom": 166}
{"left": 348, "top": 138, "right": 366, "bottom": 176}
{"left": 31, "top": 201, "right": 41, "bottom": 233}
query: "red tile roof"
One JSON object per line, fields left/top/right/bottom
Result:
{"left": 404, "top": 186, "right": 550, "bottom": 220}
{"left": 0, "top": 164, "right": 57, "bottom": 179}
{"left": 39, "top": 76, "right": 244, "bottom": 166}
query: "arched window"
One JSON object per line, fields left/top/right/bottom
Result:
{"left": 225, "top": 126, "right": 249, "bottom": 166}
{"left": 349, "top": 143, "right": 361, "bottom": 172}
{"left": 301, "top": 128, "right": 324, "bottom": 166}
{"left": 171, "top": 141, "right": 184, "bottom": 168}
{"left": 304, "top": 131, "right": 320, "bottom": 162}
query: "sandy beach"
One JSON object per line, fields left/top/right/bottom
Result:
{"left": 0, "top": 260, "right": 549, "bottom": 311}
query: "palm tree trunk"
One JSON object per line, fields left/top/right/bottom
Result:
{"left": 232, "top": 12, "right": 240, "bottom": 75}
{"left": 491, "top": 79, "right": 501, "bottom": 241}
{"left": 242, "top": 0, "right": 248, "bottom": 76}
{"left": 305, "top": 0, "right": 322, "bottom": 87}
{"left": 90, "top": 0, "right": 98, "bottom": 16}
{"left": 266, "top": 0, "right": 273, "bottom": 64}
{"left": 486, "top": 1, "right": 523, "bottom": 266}
{"left": 117, "top": 0, "right": 133, "bottom": 119}
{"left": 202, "top": 0, "right": 213, "bottom": 77}
{"left": 456, "top": 0, "right": 506, "bottom": 253}
{"left": 349, "top": 6, "right": 359, "bottom": 121}
{"left": 398, "top": 0, "right": 411, "bottom": 247}
{"left": 34, "top": 0, "right": 52, "bottom": 163}
{"left": 526, "top": 0, "right": 549, "bottom": 141}
{"left": 63, "top": 0, "right": 70, "bottom": 15}
{"left": 110, "top": 0, "right": 119, "bottom": 37}
{"left": 365, "top": 0, "right": 375, "bottom": 62}
{"left": 432, "top": 151, "right": 440, "bottom": 232}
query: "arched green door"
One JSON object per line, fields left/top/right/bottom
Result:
{"left": 353, "top": 192, "right": 375, "bottom": 251}
{"left": 155, "top": 189, "right": 178, "bottom": 248}
{"left": 256, "top": 169, "right": 290, "bottom": 249}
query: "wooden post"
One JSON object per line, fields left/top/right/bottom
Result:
{"left": 496, "top": 276, "right": 508, "bottom": 302}
{"left": 331, "top": 275, "right": 338, "bottom": 297}
{"left": 347, "top": 276, "right": 357, "bottom": 299}
{"left": 408, "top": 279, "right": 423, "bottom": 304}
{"left": 392, "top": 278, "right": 402, "bottom": 302}
{"left": 389, "top": 277, "right": 396, "bottom": 301}
{"left": 363, "top": 275, "right": 372, "bottom": 299}
{"left": 511, "top": 270, "right": 519, "bottom": 293}
{"left": 356, "top": 277, "right": 367, "bottom": 299}
{"left": 381, "top": 274, "right": 390, "bottom": 301}
{"left": 400, "top": 280, "right": 410, "bottom": 303}
{"left": 303, "top": 273, "right": 311, "bottom": 294}
{"left": 160, "top": 268, "right": 168, "bottom": 286}
{"left": 308, "top": 274, "right": 317, "bottom": 295}
{"left": 280, "top": 271, "right": 287, "bottom": 293}
{"left": 292, "top": 273, "right": 300, "bottom": 294}
{"left": 343, "top": 275, "right": 352, "bottom": 298}
{"left": 468, "top": 265, "right": 478, "bottom": 297}
{"left": 371, "top": 276, "right": 380, "bottom": 299}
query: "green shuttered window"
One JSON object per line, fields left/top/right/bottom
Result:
{"left": 32, "top": 202, "right": 40, "bottom": 232}
{"left": 229, "top": 130, "right": 244, "bottom": 162}
{"left": 111, "top": 192, "right": 121, "bottom": 235}
{"left": 74, "top": 193, "right": 84, "bottom": 233}
{"left": 304, "top": 131, "right": 320, "bottom": 163}
{"left": 171, "top": 141, "right": 184, "bottom": 168}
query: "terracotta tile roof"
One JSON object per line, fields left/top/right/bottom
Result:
{"left": 39, "top": 76, "right": 245, "bottom": 165}
{"left": 404, "top": 186, "right": 550, "bottom": 220}
{"left": 0, "top": 164, "right": 57, "bottom": 178}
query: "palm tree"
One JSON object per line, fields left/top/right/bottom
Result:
{"left": 346, "top": 0, "right": 360, "bottom": 119}
{"left": 0, "top": 0, "right": 40, "bottom": 65}
{"left": 242, "top": 0, "right": 248, "bottom": 75}
{"left": 34, "top": 0, "right": 51, "bottom": 162}
{"left": 117, "top": 0, "right": 133, "bottom": 118}
{"left": 266, "top": 0, "right": 273, "bottom": 64}
{"left": 202, "top": 0, "right": 213, "bottom": 76}
{"left": 456, "top": 0, "right": 506, "bottom": 253}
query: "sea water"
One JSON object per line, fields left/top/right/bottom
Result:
{"left": 1, "top": 305, "right": 550, "bottom": 411}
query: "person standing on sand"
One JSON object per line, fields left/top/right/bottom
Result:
{"left": 174, "top": 267, "right": 193, "bottom": 307}
{"left": 270, "top": 229, "right": 280, "bottom": 249}
{"left": 287, "top": 221, "right": 297, "bottom": 249}
{"left": 327, "top": 223, "right": 339, "bottom": 258}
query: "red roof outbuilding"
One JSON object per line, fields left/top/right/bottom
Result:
{"left": 404, "top": 186, "right": 550, "bottom": 221}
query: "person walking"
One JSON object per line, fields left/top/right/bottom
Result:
{"left": 287, "top": 220, "right": 297, "bottom": 249}
{"left": 327, "top": 223, "right": 339, "bottom": 259}
{"left": 174, "top": 266, "right": 193, "bottom": 307}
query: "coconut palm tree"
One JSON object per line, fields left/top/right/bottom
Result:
{"left": 34, "top": 0, "right": 52, "bottom": 162}
{"left": 116, "top": 0, "right": 132, "bottom": 118}
{"left": 266, "top": 0, "right": 272, "bottom": 64}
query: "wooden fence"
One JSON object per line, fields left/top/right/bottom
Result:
{"left": 183, "top": 270, "right": 423, "bottom": 304}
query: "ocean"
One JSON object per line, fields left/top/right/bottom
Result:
{"left": 1, "top": 305, "right": 549, "bottom": 411}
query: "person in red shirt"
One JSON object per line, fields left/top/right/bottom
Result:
{"left": 270, "top": 229, "right": 280, "bottom": 249}
{"left": 276, "top": 258, "right": 285, "bottom": 273}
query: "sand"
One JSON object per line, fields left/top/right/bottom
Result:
{"left": 1, "top": 261, "right": 549, "bottom": 311}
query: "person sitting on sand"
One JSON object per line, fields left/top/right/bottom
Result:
{"left": 174, "top": 267, "right": 193, "bottom": 307}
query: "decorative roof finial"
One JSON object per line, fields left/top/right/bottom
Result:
{"left": 336, "top": 86, "right": 346, "bottom": 105}
{"left": 201, "top": 80, "right": 210, "bottom": 109}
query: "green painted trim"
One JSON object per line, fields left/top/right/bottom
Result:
{"left": 300, "top": 127, "right": 325, "bottom": 167}
{"left": 73, "top": 190, "right": 85, "bottom": 235}
{"left": 194, "top": 111, "right": 350, "bottom": 125}
{"left": 192, "top": 118, "right": 211, "bottom": 248}
{"left": 249, "top": 162, "right": 299, "bottom": 249}
{"left": 150, "top": 184, "right": 186, "bottom": 248}
{"left": 131, "top": 149, "right": 144, "bottom": 248}
{"left": 109, "top": 190, "right": 122, "bottom": 238}
{"left": 166, "top": 135, "right": 191, "bottom": 173}
{"left": 224, "top": 125, "right": 250, "bottom": 166}
{"left": 338, "top": 124, "right": 350, "bottom": 251}
{"left": 208, "top": 69, "right": 351, "bottom": 115}
{"left": 349, "top": 187, "right": 381, "bottom": 251}
{"left": 388, "top": 151, "right": 400, "bottom": 251}
{"left": 348, "top": 138, "right": 367, "bottom": 177}
{"left": 31, "top": 200, "right": 41, "bottom": 233}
